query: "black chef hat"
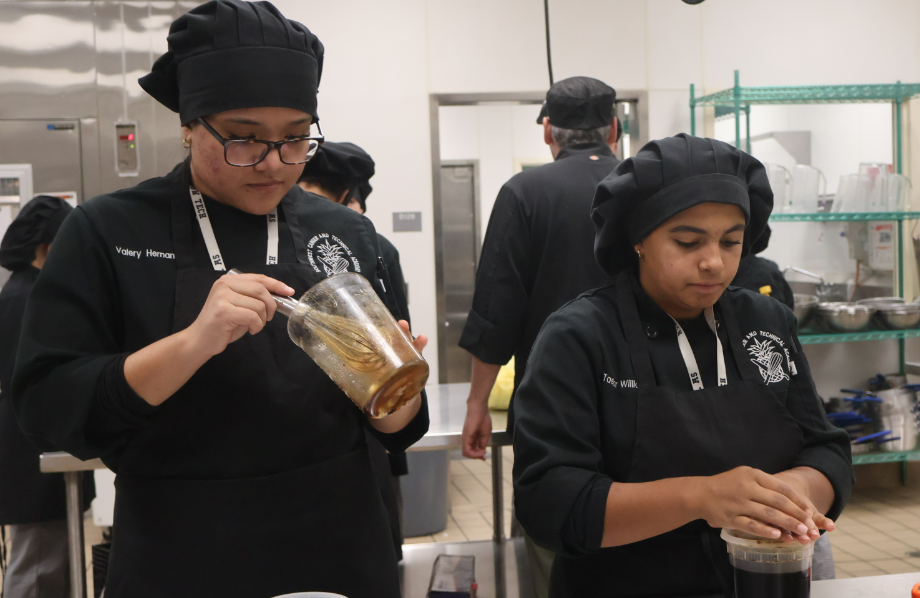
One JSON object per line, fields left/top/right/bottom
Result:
{"left": 591, "top": 133, "right": 773, "bottom": 276}
{"left": 536, "top": 76, "right": 616, "bottom": 130}
{"left": 0, "top": 195, "right": 73, "bottom": 271}
{"left": 351, "top": 182, "right": 373, "bottom": 213}
{"left": 300, "top": 141, "right": 375, "bottom": 209}
{"left": 751, "top": 224, "right": 772, "bottom": 255}
{"left": 139, "top": 0, "right": 324, "bottom": 125}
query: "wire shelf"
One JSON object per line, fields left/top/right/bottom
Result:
{"left": 770, "top": 212, "right": 920, "bottom": 222}
{"left": 693, "top": 83, "right": 920, "bottom": 107}
{"left": 852, "top": 450, "right": 920, "bottom": 465}
{"left": 798, "top": 330, "right": 920, "bottom": 345}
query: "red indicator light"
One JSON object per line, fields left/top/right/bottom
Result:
{"left": 128, "top": 133, "right": 135, "bottom": 141}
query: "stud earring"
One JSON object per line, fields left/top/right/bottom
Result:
{"left": 183, "top": 140, "right": 191, "bottom": 148}
{"left": 636, "top": 249, "right": 642, "bottom": 258}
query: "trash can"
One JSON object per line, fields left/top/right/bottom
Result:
{"left": 400, "top": 449, "right": 449, "bottom": 537}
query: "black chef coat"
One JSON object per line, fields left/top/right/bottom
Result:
{"left": 732, "top": 254, "right": 794, "bottom": 310}
{"left": 512, "top": 274, "right": 853, "bottom": 559}
{"left": 0, "top": 267, "right": 94, "bottom": 524}
{"left": 459, "top": 142, "right": 619, "bottom": 429}
{"left": 12, "top": 164, "right": 426, "bottom": 474}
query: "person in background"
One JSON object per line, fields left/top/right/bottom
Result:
{"left": 0, "top": 195, "right": 95, "bottom": 598}
{"left": 458, "top": 76, "right": 621, "bottom": 597}
{"left": 731, "top": 224, "right": 794, "bottom": 309}
{"left": 298, "top": 141, "right": 409, "bottom": 559}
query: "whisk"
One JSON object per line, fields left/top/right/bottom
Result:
{"left": 227, "top": 269, "right": 387, "bottom": 371}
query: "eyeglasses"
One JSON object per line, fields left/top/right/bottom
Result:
{"left": 197, "top": 117, "right": 324, "bottom": 167}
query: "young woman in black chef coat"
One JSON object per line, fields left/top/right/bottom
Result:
{"left": 11, "top": 2, "right": 427, "bottom": 597}
{"left": 512, "top": 134, "right": 853, "bottom": 598}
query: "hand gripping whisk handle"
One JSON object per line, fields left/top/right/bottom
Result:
{"left": 227, "top": 268, "right": 299, "bottom": 318}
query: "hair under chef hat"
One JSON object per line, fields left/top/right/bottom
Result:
{"left": 0, "top": 195, "right": 73, "bottom": 272}
{"left": 591, "top": 133, "right": 773, "bottom": 276}
{"left": 139, "top": 0, "right": 324, "bottom": 125}
{"left": 300, "top": 142, "right": 375, "bottom": 210}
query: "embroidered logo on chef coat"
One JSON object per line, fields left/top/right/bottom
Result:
{"left": 306, "top": 233, "right": 361, "bottom": 276}
{"left": 742, "top": 331, "right": 792, "bottom": 384}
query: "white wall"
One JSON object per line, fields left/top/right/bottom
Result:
{"left": 439, "top": 104, "right": 549, "bottom": 238}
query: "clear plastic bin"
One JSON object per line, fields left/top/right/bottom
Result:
{"left": 722, "top": 529, "right": 813, "bottom": 598}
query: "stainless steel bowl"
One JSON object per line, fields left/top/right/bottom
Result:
{"left": 792, "top": 294, "right": 819, "bottom": 325}
{"left": 876, "top": 303, "right": 920, "bottom": 330}
{"left": 856, "top": 297, "right": 906, "bottom": 309}
{"left": 815, "top": 302, "right": 873, "bottom": 332}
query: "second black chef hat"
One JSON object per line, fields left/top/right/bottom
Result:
{"left": 536, "top": 76, "right": 616, "bottom": 130}
{"left": 300, "top": 141, "right": 375, "bottom": 210}
{"left": 591, "top": 133, "right": 773, "bottom": 276}
{"left": 0, "top": 195, "right": 73, "bottom": 272}
{"left": 139, "top": 0, "right": 324, "bottom": 125}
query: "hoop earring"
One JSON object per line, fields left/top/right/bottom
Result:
{"left": 183, "top": 140, "right": 191, "bottom": 148}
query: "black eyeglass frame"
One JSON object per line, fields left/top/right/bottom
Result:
{"left": 196, "top": 117, "right": 325, "bottom": 167}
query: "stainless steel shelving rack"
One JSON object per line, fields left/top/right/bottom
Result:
{"left": 691, "top": 75, "right": 920, "bottom": 471}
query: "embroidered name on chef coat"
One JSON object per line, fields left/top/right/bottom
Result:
{"left": 602, "top": 373, "right": 637, "bottom": 389}
{"left": 742, "top": 331, "right": 795, "bottom": 383}
{"left": 306, "top": 233, "right": 361, "bottom": 277}
{"left": 114, "top": 246, "right": 175, "bottom": 260}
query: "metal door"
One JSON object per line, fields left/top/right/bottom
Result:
{"left": 436, "top": 162, "right": 480, "bottom": 383}
{"left": 0, "top": 119, "right": 83, "bottom": 284}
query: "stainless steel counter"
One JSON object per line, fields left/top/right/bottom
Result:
{"left": 410, "top": 382, "right": 509, "bottom": 450}
{"left": 812, "top": 572, "right": 920, "bottom": 596}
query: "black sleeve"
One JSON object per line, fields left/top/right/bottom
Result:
{"left": 458, "top": 186, "right": 531, "bottom": 365}
{"left": 12, "top": 209, "right": 160, "bottom": 459}
{"left": 783, "top": 311, "right": 854, "bottom": 520}
{"left": 0, "top": 290, "right": 27, "bottom": 401}
{"left": 512, "top": 308, "right": 613, "bottom": 557}
{"left": 382, "top": 243, "right": 410, "bottom": 326}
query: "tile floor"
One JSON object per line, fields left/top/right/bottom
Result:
{"left": 404, "top": 447, "right": 513, "bottom": 545}
{"left": 830, "top": 485, "right": 920, "bottom": 578}
{"left": 407, "top": 451, "right": 920, "bottom": 581}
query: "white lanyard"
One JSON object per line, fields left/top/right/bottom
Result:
{"left": 189, "top": 187, "right": 278, "bottom": 271}
{"left": 670, "top": 306, "right": 727, "bottom": 390}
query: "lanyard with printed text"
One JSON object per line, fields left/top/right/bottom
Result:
{"left": 670, "top": 306, "right": 727, "bottom": 390}
{"left": 189, "top": 187, "right": 278, "bottom": 271}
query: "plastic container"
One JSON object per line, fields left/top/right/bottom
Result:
{"left": 287, "top": 273, "right": 429, "bottom": 418}
{"left": 722, "top": 529, "right": 813, "bottom": 598}
{"left": 229, "top": 269, "right": 429, "bottom": 419}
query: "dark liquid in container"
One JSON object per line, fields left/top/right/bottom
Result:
{"left": 734, "top": 568, "right": 810, "bottom": 598}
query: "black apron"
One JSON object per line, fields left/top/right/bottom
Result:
{"left": 549, "top": 271, "right": 804, "bottom": 598}
{"left": 104, "top": 183, "right": 399, "bottom": 598}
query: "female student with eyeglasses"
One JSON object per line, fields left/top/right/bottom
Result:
{"left": 11, "top": 2, "right": 427, "bottom": 597}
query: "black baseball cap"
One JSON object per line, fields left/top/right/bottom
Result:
{"left": 536, "top": 76, "right": 616, "bottom": 130}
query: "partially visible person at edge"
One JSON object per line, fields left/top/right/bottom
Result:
{"left": 11, "top": 2, "right": 428, "bottom": 597}
{"left": 298, "top": 140, "right": 410, "bottom": 560}
{"left": 0, "top": 196, "right": 95, "bottom": 598}
{"left": 457, "top": 76, "right": 621, "bottom": 597}
{"left": 731, "top": 224, "right": 794, "bottom": 309}
{"left": 512, "top": 133, "right": 853, "bottom": 598}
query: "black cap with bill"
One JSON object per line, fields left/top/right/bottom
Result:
{"left": 536, "top": 76, "right": 617, "bottom": 130}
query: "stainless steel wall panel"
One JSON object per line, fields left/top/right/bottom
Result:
{"left": 0, "top": 120, "right": 83, "bottom": 198}
{"left": 0, "top": 2, "right": 97, "bottom": 119}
